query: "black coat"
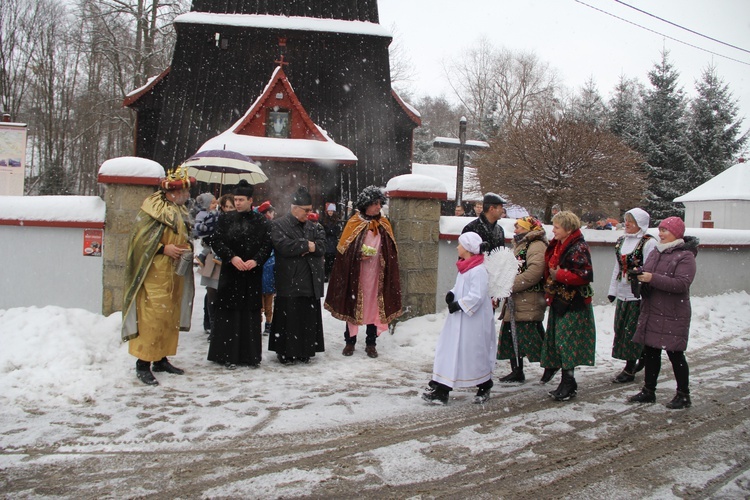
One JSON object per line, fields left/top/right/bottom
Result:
{"left": 462, "top": 214, "right": 506, "bottom": 253}
{"left": 211, "top": 210, "right": 272, "bottom": 309}
{"left": 271, "top": 214, "right": 327, "bottom": 299}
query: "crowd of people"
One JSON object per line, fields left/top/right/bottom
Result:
{"left": 122, "top": 175, "right": 697, "bottom": 410}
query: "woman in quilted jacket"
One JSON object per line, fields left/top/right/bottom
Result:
{"left": 628, "top": 216, "right": 698, "bottom": 410}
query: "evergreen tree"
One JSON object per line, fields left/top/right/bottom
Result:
{"left": 639, "top": 52, "right": 700, "bottom": 222}
{"left": 688, "top": 65, "right": 748, "bottom": 177}
{"left": 607, "top": 75, "right": 644, "bottom": 149}
{"left": 568, "top": 77, "right": 607, "bottom": 127}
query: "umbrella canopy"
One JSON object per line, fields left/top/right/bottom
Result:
{"left": 183, "top": 149, "right": 268, "bottom": 185}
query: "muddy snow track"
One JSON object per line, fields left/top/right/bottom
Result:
{"left": 2, "top": 333, "right": 750, "bottom": 499}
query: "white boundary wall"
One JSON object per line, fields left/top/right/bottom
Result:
{"left": 437, "top": 216, "right": 750, "bottom": 311}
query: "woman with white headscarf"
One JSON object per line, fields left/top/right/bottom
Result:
{"left": 607, "top": 208, "right": 657, "bottom": 383}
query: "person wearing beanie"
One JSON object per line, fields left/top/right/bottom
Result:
{"left": 497, "top": 216, "right": 552, "bottom": 384}
{"left": 321, "top": 202, "right": 343, "bottom": 282}
{"left": 207, "top": 179, "right": 273, "bottom": 369}
{"left": 423, "top": 232, "right": 496, "bottom": 405}
{"left": 628, "top": 216, "right": 698, "bottom": 410}
{"left": 268, "top": 186, "right": 327, "bottom": 364}
{"left": 325, "top": 186, "right": 402, "bottom": 359}
{"left": 541, "top": 211, "right": 597, "bottom": 401}
{"left": 607, "top": 208, "right": 658, "bottom": 384}
{"left": 461, "top": 192, "right": 506, "bottom": 254}
{"left": 122, "top": 166, "right": 196, "bottom": 386}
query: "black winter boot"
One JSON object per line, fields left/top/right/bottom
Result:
{"left": 665, "top": 391, "right": 691, "bottom": 409}
{"left": 152, "top": 357, "right": 184, "bottom": 375}
{"left": 422, "top": 383, "right": 450, "bottom": 405}
{"left": 499, "top": 358, "right": 525, "bottom": 383}
{"left": 540, "top": 367, "right": 559, "bottom": 384}
{"left": 136, "top": 359, "right": 158, "bottom": 386}
{"left": 473, "top": 379, "right": 493, "bottom": 404}
{"left": 627, "top": 386, "right": 656, "bottom": 403}
{"left": 550, "top": 369, "right": 577, "bottom": 401}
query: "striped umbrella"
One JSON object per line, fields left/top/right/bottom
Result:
{"left": 183, "top": 149, "right": 268, "bottom": 185}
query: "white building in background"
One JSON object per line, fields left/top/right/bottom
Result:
{"left": 674, "top": 160, "right": 750, "bottom": 230}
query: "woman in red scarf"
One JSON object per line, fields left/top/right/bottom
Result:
{"left": 541, "top": 211, "right": 597, "bottom": 401}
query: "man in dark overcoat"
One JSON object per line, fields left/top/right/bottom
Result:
{"left": 268, "top": 186, "right": 327, "bottom": 364}
{"left": 462, "top": 192, "right": 507, "bottom": 253}
{"left": 207, "top": 180, "right": 272, "bottom": 368}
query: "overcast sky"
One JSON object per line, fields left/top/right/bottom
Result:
{"left": 378, "top": 0, "right": 750, "bottom": 141}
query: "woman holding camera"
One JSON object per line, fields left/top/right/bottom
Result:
{"left": 607, "top": 208, "right": 657, "bottom": 383}
{"left": 628, "top": 217, "right": 698, "bottom": 409}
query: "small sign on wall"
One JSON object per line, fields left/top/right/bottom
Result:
{"left": 83, "top": 229, "right": 103, "bottom": 256}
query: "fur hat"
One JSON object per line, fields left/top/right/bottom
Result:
{"left": 356, "top": 186, "right": 387, "bottom": 213}
{"left": 659, "top": 216, "right": 685, "bottom": 239}
{"left": 233, "top": 179, "right": 254, "bottom": 198}
{"left": 292, "top": 186, "right": 312, "bottom": 206}
{"left": 458, "top": 232, "right": 483, "bottom": 254}
{"left": 483, "top": 192, "right": 506, "bottom": 205}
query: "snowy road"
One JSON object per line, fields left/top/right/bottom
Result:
{"left": 1, "top": 287, "right": 749, "bottom": 498}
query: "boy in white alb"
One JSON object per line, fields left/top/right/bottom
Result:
{"left": 423, "top": 232, "right": 496, "bottom": 405}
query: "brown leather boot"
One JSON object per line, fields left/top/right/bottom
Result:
{"left": 365, "top": 345, "right": 378, "bottom": 358}
{"left": 342, "top": 344, "right": 355, "bottom": 356}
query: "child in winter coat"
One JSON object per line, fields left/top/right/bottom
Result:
{"left": 423, "top": 232, "right": 496, "bottom": 405}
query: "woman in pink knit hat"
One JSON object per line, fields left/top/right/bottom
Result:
{"left": 627, "top": 216, "right": 698, "bottom": 409}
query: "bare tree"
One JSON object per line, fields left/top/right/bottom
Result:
{"left": 475, "top": 111, "right": 647, "bottom": 222}
{"left": 387, "top": 23, "right": 416, "bottom": 95}
{"left": 445, "top": 38, "right": 559, "bottom": 139}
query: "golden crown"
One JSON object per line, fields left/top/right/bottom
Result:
{"left": 160, "top": 165, "right": 195, "bottom": 190}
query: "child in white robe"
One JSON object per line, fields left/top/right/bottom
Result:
{"left": 423, "top": 232, "right": 496, "bottom": 405}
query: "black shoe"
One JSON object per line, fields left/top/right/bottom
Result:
{"left": 612, "top": 370, "right": 635, "bottom": 384}
{"left": 499, "top": 368, "right": 525, "bottom": 383}
{"left": 627, "top": 387, "right": 656, "bottom": 403}
{"left": 277, "top": 354, "right": 294, "bottom": 365}
{"left": 551, "top": 372, "right": 577, "bottom": 401}
{"left": 422, "top": 390, "right": 448, "bottom": 405}
{"left": 474, "top": 387, "right": 491, "bottom": 404}
{"left": 152, "top": 357, "right": 184, "bottom": 375}
{"left": 665, "top": 391, "right": 691, "bottom": 409}
{"left": 136, "top": 361, "right": 159, "bottom": 386}
{"left": 540, "top": 368, "right": 559, "bottom": 384}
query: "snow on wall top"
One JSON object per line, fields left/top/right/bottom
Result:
{"left": 198, "top": 132, "right": 357, "bottom": 163}
{"left": 411, "top": 163, "right": 481, "bottom": 201}
{"left": 175, "top": 13, "right": 392, "bottom": 38}
{"left": 674, "top": 162, "right": 750, "bottom": 202}
{"left": 99, "top": 157, "right": 165, "bottom": 178}
{"left": 0, "top": 196, "right": 105, "bottom": 223}
{"left": 385, "top": 174, "right": 447, "bottom": 194}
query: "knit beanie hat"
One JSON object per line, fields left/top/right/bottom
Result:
{"left": 195, "top": 193, "right": 215, "bottom": 210}
{"left": 458, "top": 232, "right": 482, "bottom": 254}
{"left": 355, "top": 186, "right": 387, "bottom": 213}
{"left": 515, "top": 216, "right": 543, "bottom": 232}
{"left": 659, "top": 216, "right": 685, "bottom": 239}
{"left": 256, "top": 200, "right": 273, "bottom": 214}
{"left": 292, "top": 186, "right": 312, "bottom": 206}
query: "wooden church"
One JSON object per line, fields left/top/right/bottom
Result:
{"left": 123, "top": 0, "right": 421, "bottom": 209}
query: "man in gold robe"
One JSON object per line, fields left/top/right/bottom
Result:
{"left": 121, "top": 167, "right": 196, "bottom": 386}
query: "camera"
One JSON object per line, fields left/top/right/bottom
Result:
{"left": 627, "top": 266, "right": 643, "bottom": 299}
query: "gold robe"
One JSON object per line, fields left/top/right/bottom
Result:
{"left": 122, "top": 192, "right": 194, "bottom": 361}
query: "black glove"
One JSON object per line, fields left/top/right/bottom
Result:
{"left": 479, "top": 241, "right": 490, "bottom": 254}
{"left": 445, "top": 291, "right": 454, "bottom": 305}
{"left": 608, "top": 295, "right": 616, "bottom": 303}
{"left": 448, "top": 301, "right": 462, "bottom": 314}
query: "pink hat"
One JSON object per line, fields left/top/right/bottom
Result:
{"left": 659, "top": 216, "right": 685, "bottom": 239}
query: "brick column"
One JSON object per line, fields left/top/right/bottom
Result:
{"left": 386, "top": 175, "right": 447, "bottom": 320}
{"left": 98, "top": 168, "right": 161, "bottom": 316}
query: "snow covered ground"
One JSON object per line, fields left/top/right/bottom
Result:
{"left": 1, "top": 273, "right": 749, "bottom": 495}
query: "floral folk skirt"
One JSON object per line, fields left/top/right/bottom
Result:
{"left": 497, "top": 321, "right": 545, "bottom": 362}
{"left": 611, "top": 299, "right": 644, "bottom": 361}
{"left": 541, "top": 304, "right": 596, "bottom": 369}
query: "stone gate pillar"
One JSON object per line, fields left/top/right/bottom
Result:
{"left": 97, "top": 158, "right": 164, "bottom": 316}
{"left": 385, "top": 175, "right": 447, "bottom": 321}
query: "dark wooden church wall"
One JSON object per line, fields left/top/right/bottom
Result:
{"left": 190, "top": 0, "right": 379, "bottom": 22}
{"left": 146, "top": 20, "right": 412, "bottom": 200}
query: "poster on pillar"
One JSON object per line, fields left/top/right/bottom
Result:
{"left": 0, "top": 123, "right": 27, "bottom": 196}
{"left": 83, "top": 229, "right": 103, "bottom": 257}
